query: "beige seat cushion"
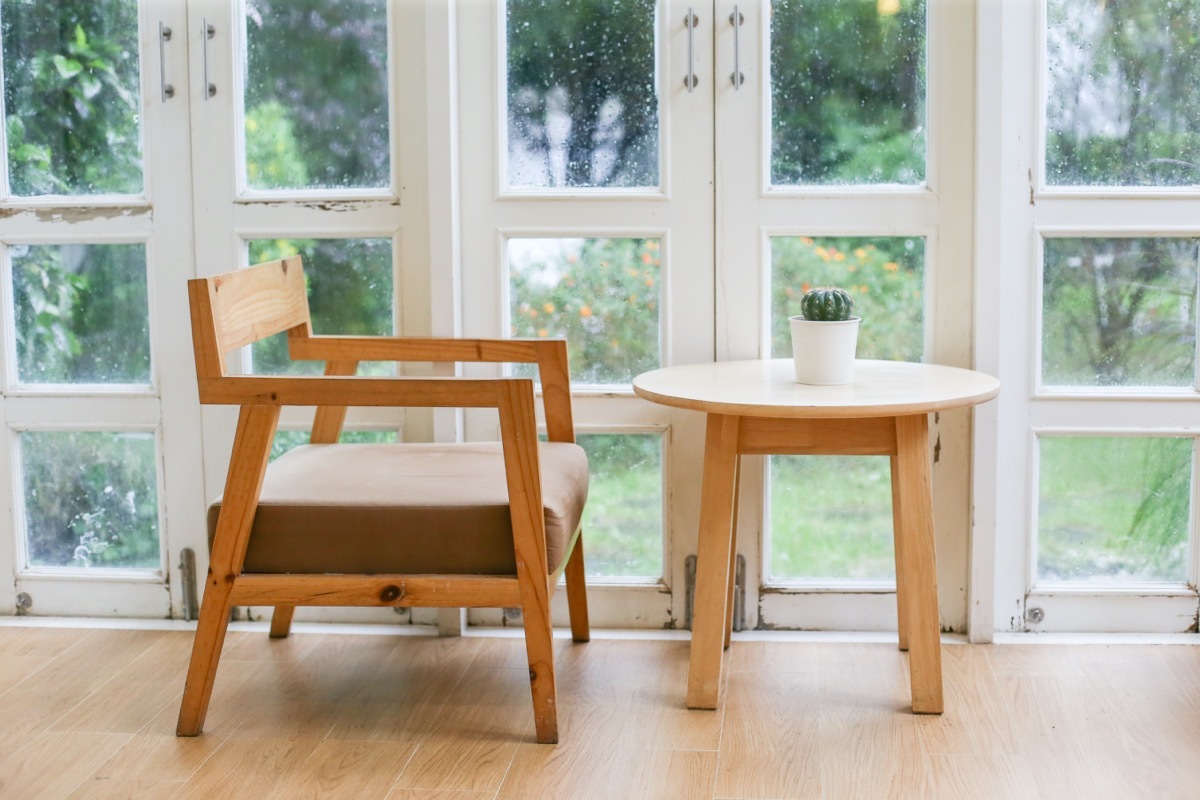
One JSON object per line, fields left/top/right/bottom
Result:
{"left": 208, "top": 442, "right": 588, "bottom": 575}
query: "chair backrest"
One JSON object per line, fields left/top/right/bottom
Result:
{"left": 188, "top": 257, "right": 311, "bottom": 380}
{"left": 188, "top": 257, "right": 576, "bottom": 442}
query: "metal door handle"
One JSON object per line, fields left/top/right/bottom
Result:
{"left": 730, "top": 6, "right": 745, "bottom": 89}
{"left": 158, "top": 22, "right": 174, "bottom": 101}
{"left": 202, "top": 19, "right": 216, "bottom": 98}
{"left": 684, "top": 9, "right": 699, "bottom": 92}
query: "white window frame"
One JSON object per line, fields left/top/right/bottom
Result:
{"left": 975, "top": 0, "right": 1200, "bottom": 638}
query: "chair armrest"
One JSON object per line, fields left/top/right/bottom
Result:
{"left": 288, "top": 335, "right": 558, "bottom": 365}
{"left": 196, "top": 375, "right": 528, "bottom": 408}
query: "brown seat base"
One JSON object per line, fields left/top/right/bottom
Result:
{"left": 209, "top": 442, "right": 588, "bottom": 575}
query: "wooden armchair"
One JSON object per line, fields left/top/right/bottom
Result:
{"left": 178, "top": 256, "right": 589, "bottom": 744}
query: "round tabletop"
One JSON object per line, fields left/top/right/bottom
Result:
{"left": 632, "top": 359, "right": 1000, "bottom": 419}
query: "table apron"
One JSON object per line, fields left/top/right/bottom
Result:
{"left": 735, "top": 415, "right": 900, "bottom": 456}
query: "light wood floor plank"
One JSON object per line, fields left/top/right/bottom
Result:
{"left": 179, "top": 736, "right": 324, "bottom": 798}
{"left": 392, "top": 665, "right": 531, "bottom": 793}
{"left": 324, "top": 635, "right": 484, "bottom": 743}
{"left": 0, "top": 731, "right": 132, "bottom": 800}
{"left": 714, "top": 669, "right": 823, "bottom": 799}
{"left": 913, "top": 643, "right": 1022, "bottom": 755}
{"left": 0, "top": 630, "right": 158, "bottom": 759}
{"left": 818, "top": 645, "right": 932, "bottom": 799}
{"left": 52, "top": 631, "right": 194, "bottom": 734}
{"left": 1, "top": 627, "right": 1198, "bottom": 800}
{"left": 264, "top": 739, "right": 417, "bottom": 800}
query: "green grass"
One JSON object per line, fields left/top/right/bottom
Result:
{"left": 576, "top": 433, "right": 663, "bottom": 579}
{"left": 1037, "top": 436, "right": 1191, "bottom": 584}
{"left": 768, "top": 455, "right": 896, "bottom": 581}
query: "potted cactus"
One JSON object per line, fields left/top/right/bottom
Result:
{"left": 788, "top": 287, "right": 860, "bottom": 384}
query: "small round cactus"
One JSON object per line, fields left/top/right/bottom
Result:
{"left": 800, "top": 287, "right": 855, "bottom": 321}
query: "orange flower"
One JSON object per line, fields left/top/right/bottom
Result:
{"left": 800, "top": 237, "right": 814, "bottom": 246}
{"left": 801, "top": 282, "right": 811, "bottom": 292}
{"left": 641, "top": 253, "right": 653, "bottom": 264}
{"left": 884, "top": 262, "right": 899, "bottom": 272}
{"left": 644, "top": 278, "right": 654, "bottom": 287}
{"left": 543, "top": 303, "right": 555, "bottom": 314}
{"left": 538, "top": 328, "right": 549, "bottom": 337}
{"left": 580, "top": 305, "right": 592, "bottom": 318}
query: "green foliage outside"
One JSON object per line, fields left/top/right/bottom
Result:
{"left": 271, "top": 429, "right": 398, "bottom": 462}
{"left": 22, "top": 431, "right": 160, "bottom": 569}
{"left": 12, "top": 244, "right": 150, "bottom": 384}
{"left": 1038, "top": 437, "right": 1191, "bottom": 583}
{"left": 244, "top": 0, "right": 389, "bottom": 189}
{"left": 510, "top": 238, "right": 660, "bottom": 385}
{"left": 576, "top": 433, "right": 663, "bottom": 578}
{"left": 2, "top": 0, "right": 141, "bottom": 196}
{"left": 771, "top": 236, "right": 925, "bottom": 361}
{"left": 770, "top": 456, "right": 895, "bottom": 581}
{"left": 507, "top": 0, "right": 658, "bottom": 187}
{"left": 770, "top": 0, "right": 926, "bottom": 185}
{"left": 1046, "top": 0, "right": 1200, "bottom": 186}
{"left": 1042, "top": 238, "right": 1197, "bottom": 387}
{"left": 244, "top": 101, "right": 311, "bottom": 189}
{"left": 247, "top": 238, "right": 394, "bottom": 376}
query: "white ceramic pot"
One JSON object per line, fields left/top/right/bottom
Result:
{"left": 788, "top": 315, "right": 861, "bottom": 385}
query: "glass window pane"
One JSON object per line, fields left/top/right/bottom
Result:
{"left": 2, "top": 0, "right": 143, "bottom": 196}
{"left": 770, "top": 0, "right": 926, "bottom": 186}
{"left": 246, "top": 238, "right": 393, "bottom": 376}
{"left": 12, "top": 243, "right": 150, "bottom": 384}
{"left": 21, "top": 431, "right": 160, "bottom": 570}
{"left": 1046, "top": 0, "right": 1200, "bottom": 187}
{"left": 769, "top": 456, "right": 895, "bottom": 581}
{"left": 509, "top": 237, "right": 660, "bottom": 385}
{"left": 244, "top": 0, "right": 389, "bottom": 190}
{"left": 506, "top": 0, "right": 659, "bottom": 189}
{"left": 1037, "top": 436, "right": 1191, "bottom": 584}
{"left": 1042, "top": 238, "right": 1197, "bottom": 388}
{"left": 770, "top": 236, "right": 924, "bottom": 360}
{"left": 271, "top": 428, "right": 397, "bottom": 461}
{"left": 577, "top": 433, "right": 663, "bottom": 579}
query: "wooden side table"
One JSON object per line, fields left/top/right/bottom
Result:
{"left": 632, "top": 359, "right": 999, "bottom": 713}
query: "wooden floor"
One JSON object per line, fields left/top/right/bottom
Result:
{"left": 0, "top": 626, "right": 1198, "bottom": 799}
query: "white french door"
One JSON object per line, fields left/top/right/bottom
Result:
{"left": 2, "top": 0, "right": 982, "bottom": 632}
{"left": 458, "top": 0, "right": 715, "bottom": 628}
{"left": 715, "top": 0, "right": 975, "bottom": 631}
{"left": 458, "top": 0, "right": 976, "bottom": 631}
{"left": 185, "top": 0, "right": 443, "bottom": 625}
{"left": 0, "top": 0, "right": 204, "bottom": 617}
{"left": 980, "top": 0, "right": 1200, "bottom": 635}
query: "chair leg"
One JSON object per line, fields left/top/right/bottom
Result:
{"left": 178, "top": 404, "right": 278, "bottom": 737}
{"left": 564, "top": 533, "right": 590, "bottom": 643}
{"left": 521, "top": 597, "right": 558, "bottom": 744}
{"left": 518, "top": 578, "right": 559, "bottom": 748}
{"left": 177, "top": 580, "right": 236, "bottom": 736}
{"left": 269, "top": 605, "right": 296, "bottom": 639}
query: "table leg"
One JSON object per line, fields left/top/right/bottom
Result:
{"left": 724, "top": 455, "right": 742, "bottom": 650}
{"left": 890, "top": 454, "right": 909, "bottom": 653}
{"left": 687, "top": 413, "right": 741, "bottom": 710}
{"left": 893, "top": 414, "right": 944, "bottom": 714}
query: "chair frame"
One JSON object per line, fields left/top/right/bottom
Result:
{"left": 178, "top": 256, "right": 589, "bottom": 744}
